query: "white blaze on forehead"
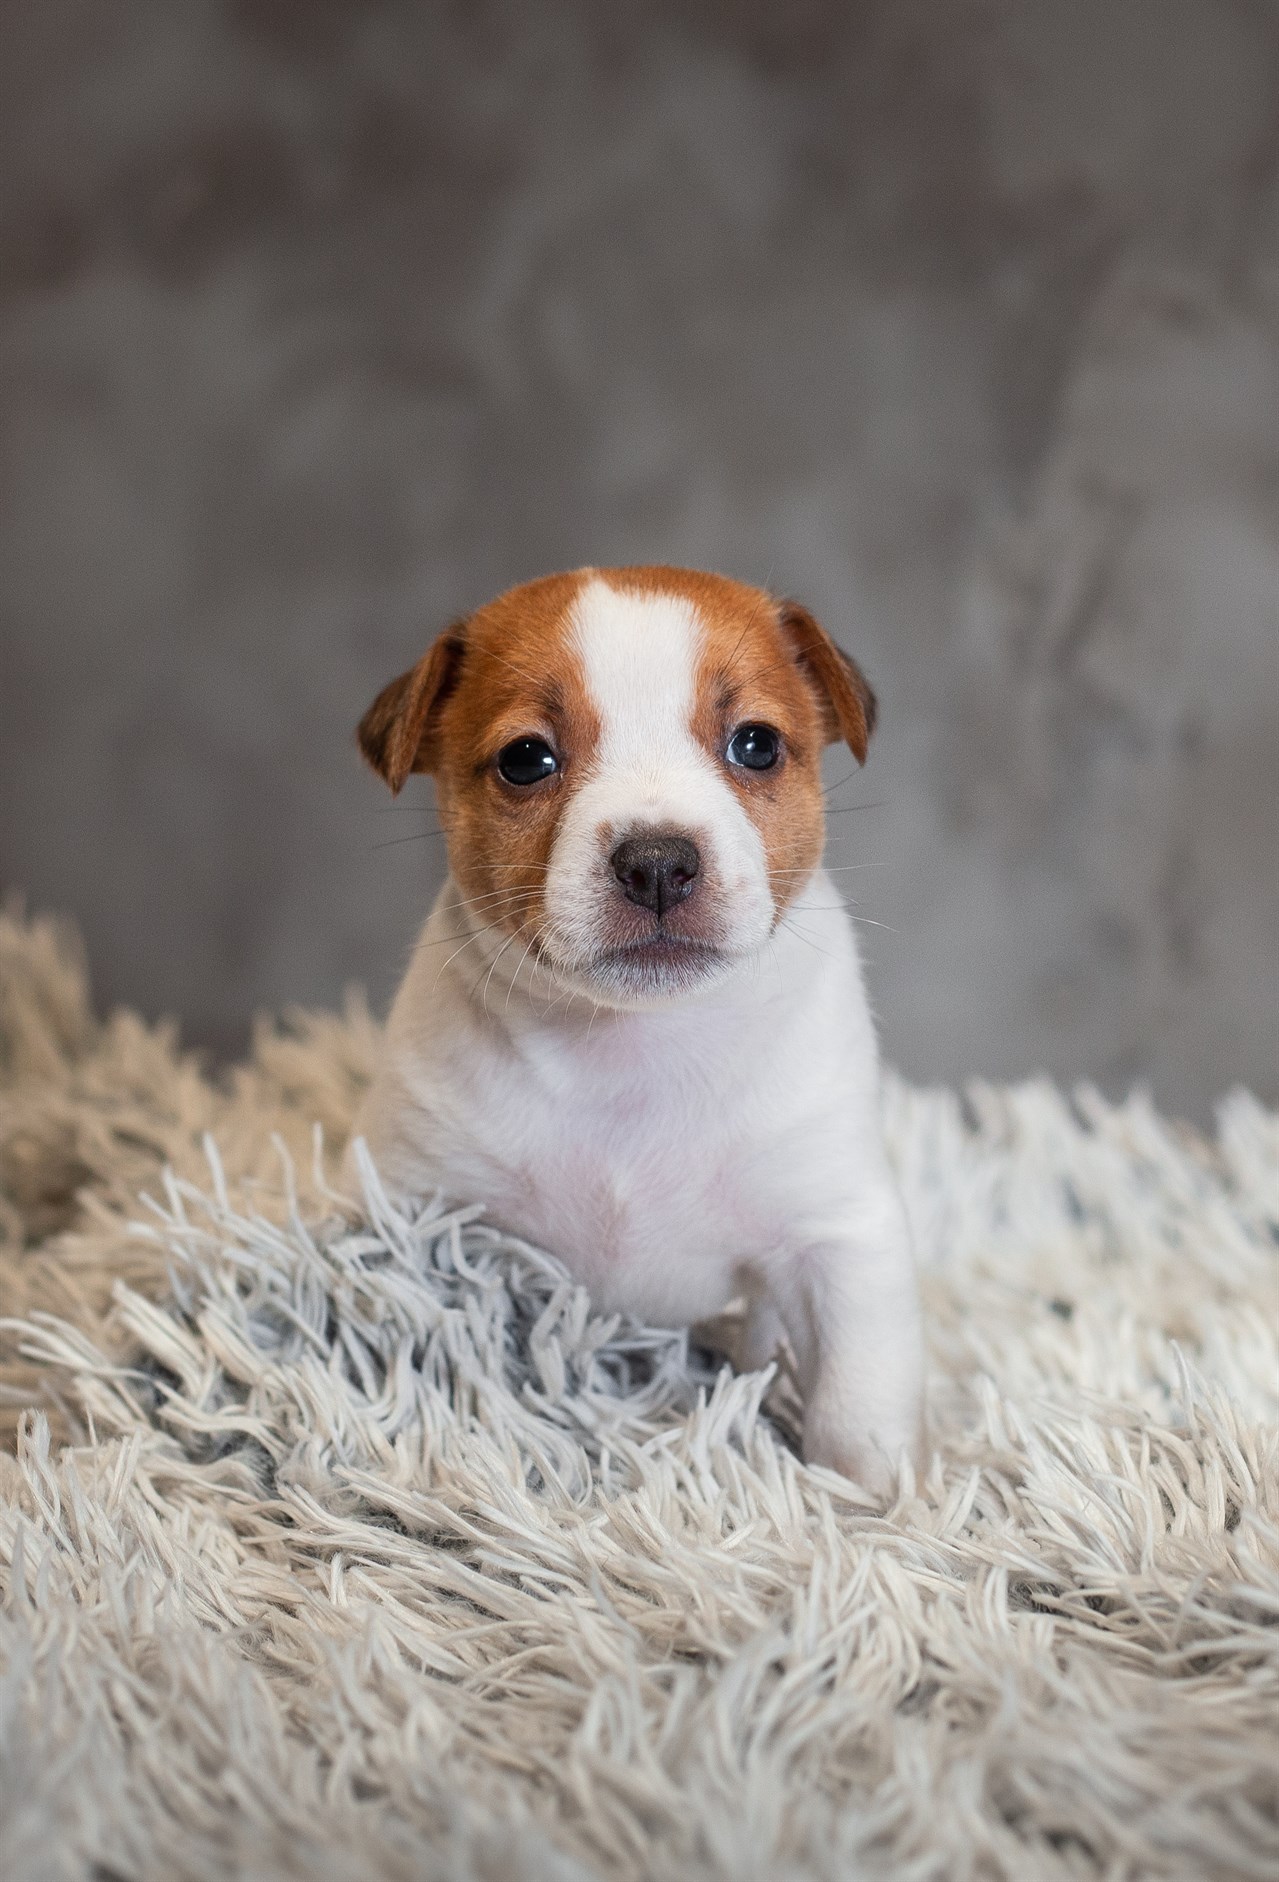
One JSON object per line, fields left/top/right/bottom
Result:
{"left": 570, "top": 576, "right": 701, "bottom": 776}
{"left": 543, "top": 573, "right": 777, "bottom": 984}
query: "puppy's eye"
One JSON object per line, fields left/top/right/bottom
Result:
{"left": 725, "top": 723, "right": 781, "bottom": 771}
{"left": 497, "top": 736, "right": 559, "bottom": 786}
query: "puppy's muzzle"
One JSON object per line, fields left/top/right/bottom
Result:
{"left": 610, "top": 833, "right": 700, "bottom": 920}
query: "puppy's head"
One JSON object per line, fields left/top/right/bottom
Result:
{"left": 358, "top": 567, "right": 875, "bottom": 1007}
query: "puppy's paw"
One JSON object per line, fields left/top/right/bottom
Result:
{"left": 803, "top": 1407, "right": 925, "bottom": 1504}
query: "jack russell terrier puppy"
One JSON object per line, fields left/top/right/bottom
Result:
{"left": 350, "top": 566, "right": 924, "bottom": 1496}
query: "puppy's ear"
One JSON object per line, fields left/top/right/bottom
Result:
{"left": 778, "top": 600, "right": 877, "bottom": 764}
{"left": 357, "top": 625, "right": 466, "bottom": 793}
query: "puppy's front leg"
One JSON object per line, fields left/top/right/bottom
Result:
{"left": 781, "top": 1190, "right": 925, "bottom": 1500}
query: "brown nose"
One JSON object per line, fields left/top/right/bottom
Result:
{"left": 610, "top": 834, "right": 700, "bottom": 919}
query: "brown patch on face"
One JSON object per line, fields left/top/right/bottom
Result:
{"left": 604, "top": 567, "right": 876, "bottom": 918}
{"left": 357, "top": 570, "right": 601, "bottom": 957}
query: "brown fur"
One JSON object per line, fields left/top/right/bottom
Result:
{"left": 356, "top": 627, "right": 466, "bottom": 792}
{"left": 776, "top": 600, "right": 877, "bottom": 763}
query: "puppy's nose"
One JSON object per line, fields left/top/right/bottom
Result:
{"left": 610, "top": 834, "right": 700, "bottom": 919}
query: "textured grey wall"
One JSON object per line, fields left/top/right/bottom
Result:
{"left": 2, "top": 0, "right": 1277, "bottom": 1119}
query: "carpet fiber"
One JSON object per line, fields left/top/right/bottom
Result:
{"left": 1, "top": 905, "right": 1276, "bottom": 1882}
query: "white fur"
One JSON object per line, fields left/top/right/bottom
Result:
{"left": 351, "top": 584, "right": 925, "bottom": 1494}
{"left": 544, "top": 579, "right": 776, "bottom": 987}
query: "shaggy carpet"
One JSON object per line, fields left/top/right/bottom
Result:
{"left": 0, "top": 905, "right": 1276, "bottom": 1882}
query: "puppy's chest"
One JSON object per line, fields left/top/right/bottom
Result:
{"left": 452, "top": 1054, "right": 789, "bottom": 1311}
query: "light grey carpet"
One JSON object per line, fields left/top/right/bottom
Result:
{"left": 1, "top": 905, "right": 1276, "bottom": 1881}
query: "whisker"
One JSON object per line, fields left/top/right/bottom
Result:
{"left": 536, "top": 959, "right": 593, "bottom": 1021}
{"left": 434, "top": 933, "right": 485, "bottom": 993}
{"left": 775, "top": 917, "right": 836, "bottom": 961}
{"left": 727, "top": 645, "right": 814, "bottom": 691}
{"left": 831, "top": 906, "right": 897, "bottom": 932}
{"left": 505, "top": 925, "right": 548, "bottom": 1014}
{"left": 431, "top": 900, "right": 530, "bottom": 928}
{"left": 474, "top": 919, "right": 531, "bottom": 1015}
{"left": 764, "top": 933, "right": 786, "bottom": 994}
{"left": 719, "top": 572, "right": 774, "bottom": 683}
{"left": 430, "top": 929, "right": 492, "bottom": 992}
{"left": 538, "top": 981, "right": 576, "bottom": 1019}
{"left": 479, "top": 645, "right": 545, "bottom": 691}
{"left": 435, "top": 887, "right": 538, "bottom": 917}
{"left": 410, "top": 916, "right": 511, "bottom": 955}
{"left": 772, "top": 862, "right": 887, "bottom": 875}
{"left": 371, "top": 830, "right": 448, "bottom": 850}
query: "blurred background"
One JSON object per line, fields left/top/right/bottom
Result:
{"left": 2, "top": 0, "right": 1276, "bottom": 1121}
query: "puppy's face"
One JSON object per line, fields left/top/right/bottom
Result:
{"left": 358, "top": 567, "right": 875, "bottom": 1007}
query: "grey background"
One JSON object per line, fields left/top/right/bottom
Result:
{"left": 2, "top": 0, "right": 1277, "bottom": 1121}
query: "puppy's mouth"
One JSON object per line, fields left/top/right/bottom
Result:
{"left": 598, "top": 932, "right": 724, "bottom": 968}
{"left": 583, "top": 929, "right": 734, "bottom": 1000}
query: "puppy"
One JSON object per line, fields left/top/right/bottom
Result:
{"left": 350, "top": 566, "right": 924, "bottom": 1496}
